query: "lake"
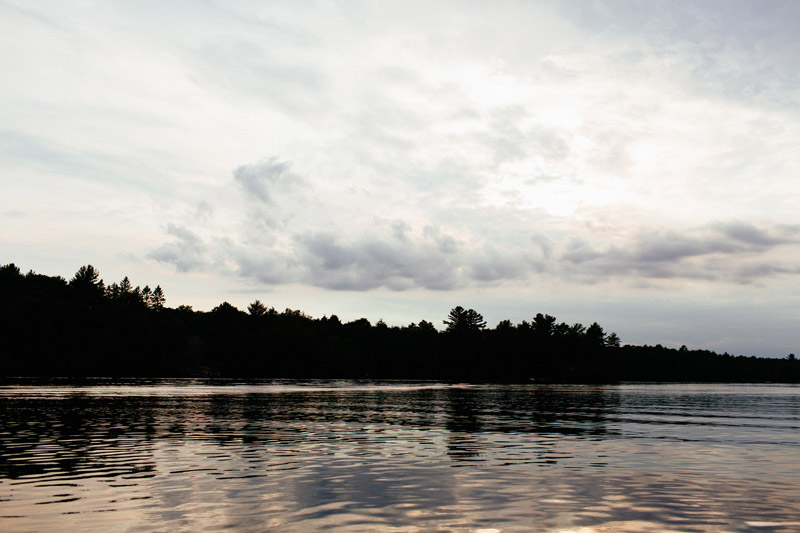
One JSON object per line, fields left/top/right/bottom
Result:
{"left": 1, "top": 381, "right": 799, "bottom": 532}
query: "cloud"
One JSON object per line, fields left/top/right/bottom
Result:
{"left": 185, "top": 216, "right": 800, "bottom": 289}
{"left": 731, "top": 262, "right": 800, "bottom": 282}
{"left": 294, "top": 228, "right": 463, "bottom": 291}
{"left": 715, "top": 220, "right": 793, "bottom": 247}
{"left": 558, "top": 221, "right": 800, "bottom": 283}
{"left": 148, "top": 224, "right": 208, "bottom": 272}
{"left": 234, "top": 249, "right": 296, "bottom": 286}
{"left": 634, "top": 232, "right": 739, "bottom": 263}
{"left": 150, "top": 150, "right": 800, "bottom": 291}
{"left": 233, "top": 158, "right": 306, "bottom": 205}
{"left": 467, "top": 249, "right": 539, "bottom": 283}
{"left": 194, "top": 201, "right": 213, "bottom": 222}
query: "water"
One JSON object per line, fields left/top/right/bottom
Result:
{"left": 1, "top": 381, "right": 799, "bottom": 532}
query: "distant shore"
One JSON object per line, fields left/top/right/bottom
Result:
{"left": 2, "top": 263, "right": 798, "bottom": 382}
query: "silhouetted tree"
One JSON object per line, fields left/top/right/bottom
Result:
{"left": 495, "top": 319, "right": 514, "bottom": 331}
{"left": 0, "top": 263, "right": 21, "bottom": 277}
{"left": 70, "top": 265, "right": 102, "bottom": 287}
{"left": 532, "top": 313, "right": 556, "bottom": 337}
{"left": 150, "top": 285, "right": 165, "bottom": 309}
{"left": 553, "top": 322, "right": 570, "bottom": 337}
{"left": 605, "top": 332, "right": 621, "bottom": 348}
{"left": 212, "top": 301, "right": 239, "bottom": 314}
{"left": 586, "top": 322, "right": 605, "bottom": 347}
{"left": 119, "top": 276, "right": 132, "bottom": 294}
{"left": 69, "top": 265, "right": 104, "bottom": 298}
{"left": 569, "top": 323, "right": 586, "bottom": 337}
{"left": 67, "top": 265, "right": 106, "bottom": 313}
{"left": 444, "top": 306, "right": 486, "bottom": 332}
{"left": 417, "top": 320, "right": 438, "bottom": 334}
{"left": 248, "top": 299, "right": 268, "bottom": 316}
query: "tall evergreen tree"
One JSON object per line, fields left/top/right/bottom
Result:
{"left": 150, "top": 285, "right": 165, "bottom": 309}
{"left": 444, "top": 306, "right": 486, "bottom": 332}
{"left": 248, "top": 300, "right": 268, "bottom": 316}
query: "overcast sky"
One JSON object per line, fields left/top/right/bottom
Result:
{"left": 2, "top": 0, "right": 799, "bottom": 356}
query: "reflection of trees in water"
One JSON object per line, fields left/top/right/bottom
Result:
{"left": 172, "top": 385, "right": 624, "bottom": 451}
{"left": 443, "top": 386, "right": 621, "bottom": 434}
{"left": 0, "top": 395, "right": 157, "bottom": 481}
{"left": 442, "top": 386, "right": 622, "bottom": 464}
{"left": 0, "top": 385, "right": 624, "bottom": 480}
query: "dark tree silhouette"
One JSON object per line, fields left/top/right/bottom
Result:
{"left": 569, "top": 323, "right": 586, "bottom": 337}
{"left": 532, "top": 313, "right": 556, "bottom": 337}
{"left": 495, "top": 319, "right": 514, "bottom": 331}
{"left": 150, "top": 285, "right": 165, "bottom": 309}
{"left": 585, "top": 322, "right": 605, "bottom": 347}
{"left": 70, "top": 265, "right": 102, "bottom": 288}
{"left": 605, "top": 332, "right": 621, "bottom": 348}
{"left": 119, "top": 276, "right": 133, "bottom": 294}
{"left": 212, "top": 301, "right": 239, "bottom": 314}
{"left": 444, "top": 306, "right": 487, "bottom": 332}
{"left": 69, "top": 265, "right": 104, "bottom": 298}
{"left": 417, "top": 320, "right": 437, "bottom": 333}
{"left": 2, "top": 261, "right": 798, "bottom": 382}
{"left": 248, "top": 300, "right": 268, "bottom": 316}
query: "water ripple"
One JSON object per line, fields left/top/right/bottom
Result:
{"left": 0, "top": 381, "right": 798, "bottom": 531}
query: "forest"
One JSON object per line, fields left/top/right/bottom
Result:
{"left": 1, "top": 263, "right": 798, "bottom": 382}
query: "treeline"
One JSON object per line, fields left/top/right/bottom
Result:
{"left": 1, "top": 263, "right": 798, "bottom": 382}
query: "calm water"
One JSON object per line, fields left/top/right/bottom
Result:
{"left": 1, "top": 381, "right": 799, "bottom": 532}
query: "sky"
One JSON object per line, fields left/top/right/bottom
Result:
{"left": 2, "top": 0, "right": 799, "bottom": 357}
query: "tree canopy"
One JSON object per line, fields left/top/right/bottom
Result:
{"left": 444, "top": 306, "right": 487, "bottom": 333}
{"left": 1, "top": 262, "right": 797, "bottom": 382}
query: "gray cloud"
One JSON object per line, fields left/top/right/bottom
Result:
{"left": 194, "top": 201, "right": 213, "bottom": 222}
{"left": 148, "top": 224, "right": 207, "bottom": 272}
{"left": 295, "top": 229, "right": 462, "bottom": 291}
{"left": 152, "top": 146, "right": 800, "bottom": 292}
{"left": 562, "top": 238, "right": 604, "bottom": 265}
{"left": 634, "top": 232, "right": 739, "bottom": 263}
{"left": 390, "top": 220, "right": 411, "bottom": 242}
{"left": 559, "top": 221, "right": 800, "bottom": 283}
{"left": 468, "top": 249, "right": 539, "bottom": 283}
{"left": 233, "top": 158, "right": 306, "bottom": 205}
{"left": 153, "top": 162, "right": 800, "bottom": 292}
{"left": 234, "top": 250, "right": 296, "bottom": 286}
{"left": 531, "top": 233, "right": 554, "bottom": 260}
{"left": 715, "top": 220, "right": 793, "bottom": 247}
{"left": 732, "top": 262, "right": 800, "bottom": 282}
{"left": 227, "top": 217, "right": 549, "bottom": 292}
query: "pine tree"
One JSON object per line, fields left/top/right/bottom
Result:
{"left": 444, "top": 306, "right": 486, "bottom": 332}
{"left": 150, "top": 285, "right": 165, "bottom": 309}
{"left": 247, "top": 299, "right": 268, "bottom": 316}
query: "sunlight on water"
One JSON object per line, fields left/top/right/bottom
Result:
{"left": 1, "top": 381, "right": 799, "bottom": 531}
